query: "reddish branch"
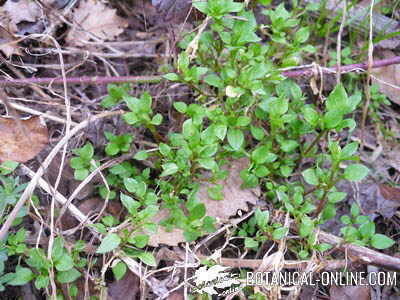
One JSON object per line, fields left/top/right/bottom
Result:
{"left": 0, "top": 56, "right": 399, "bottom": 86}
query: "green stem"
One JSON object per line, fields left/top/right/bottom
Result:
{"left": 314, "top": 165, "right": 339, "bottom": 216}
{"left": 302, "top": 130, "right": 327, "bottom": 158}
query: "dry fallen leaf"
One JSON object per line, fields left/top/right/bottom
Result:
{"left": 372, "top": 50, "right": 400, "bottom": 106}
{"left": 357, "top": 182, "right": 400, "bottom": 219}
{"left": 107, "top": 270, "right": 140, "bottom": 300}
{"left": 0, "top": 25, "right": 21, "bottom": 57}
{"left": 67, "top": 0, "right": 128, "bottom": 45}
{"left": 0, "top": 116, "right": 48, "bottom": 163}
{"left": 3, "top": 0, "right": 42, "bottom": 26}
{"left": 329, "top": 284, "right": 370, "bottom": 300}
{"left": 197, "top": 157, "right": 260, "bottom": 222}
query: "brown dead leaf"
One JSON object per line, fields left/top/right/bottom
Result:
{"left": 357, "top": 182, "right": 400, "bottom": 219}
{"left": 372, "top": 50, "right": 400, "bottom": 105}
{"left": 0, "top": 116, "right": 48, "bottom": 163}
{"left": 379, "top": 184, "right": 400, "bottom": 202}
{"left": 147, "top": 208, "right": 185, "bottom": 247}
{"left": 107, "top": 270, "right": 140, "bottom": 300}
{"left": 197, "top": 157, "right": 260, "bottom": 222}
{"left": 330, "top": 285, "right": 370, "bottom": 300}
{"left": 0, "top": 25, "right": 21, "bottom": 57}
{"left": 3, "top": 0, "right": 41, "bottom": 25}
{"left": 67, "top": 0, "right": 128, "bottom": 46}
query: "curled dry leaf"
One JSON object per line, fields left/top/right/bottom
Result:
{"left": 0, "top": 116, "right": 48, "bottom": 163}
{"left": 67, "top": 0, "right": 128, "bottom": 46}
{"left": 197, "top": 157, "right": 260, "bottom": 222}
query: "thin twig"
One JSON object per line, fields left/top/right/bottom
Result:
{"left": 0, "top": 56, "right": 399, "bottom": 87}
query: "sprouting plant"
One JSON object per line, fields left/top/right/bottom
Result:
{"left": 104, "top": 132, "right": 133, "bottom": 156}
{"left": 340, "top": 203, "right": 395, "bottom": 249}
{"left": 70, "top": 142, "right": 98, "bottom": 180}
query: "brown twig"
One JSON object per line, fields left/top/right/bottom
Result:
{"left": 0, "top": 56, "right": 399, "bottom": 86}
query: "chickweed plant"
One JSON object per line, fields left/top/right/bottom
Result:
{"left": 0, "top": 0, "right": 395, "bottom": 297}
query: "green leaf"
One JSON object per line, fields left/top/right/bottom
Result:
{"left": 105, "top": 143, "right": 120, "bottom": 156}
{"left": 227, "top": 128, "right": 244, "bottom": 150}
{"left": 272, "top": 227, "right": 288, "bottom": 240}
{"left": 151, "top": 114, "right": 163, "bottom": 126}
{"left": 163, "top": 73, "right": 180, "bottom": 81}
{"left": 236, "top": 116, "right": 252, "bottom": 127}
{"left": 76, "top": 143, "right": 94, "bottom": 160}
{"left": 173, "top": 102, "right": 187, "bottom": 113}
{"left": 250, "top": 125, "right": 265, "bottom": 140}
{"left": 189, "top": 203, "right": 206, "bottom": 220}
{"left": 57, "top": 268, "right": 81, "bottom": 284}
{"left": 244, "top": 237, "right": 259, "bottom": 249}
{"left": 124, "top": 178, "right": 139, "bottom": 193}
{"left": 302, "top": 168, "right": 319, "bottom": 185}
{"left": 255, "top": 208, "right": 269, "bottom": 230}
{"left": 160, "top": 163, "right": 179, "bottom": 177}
{"left": 344, "top": 164, "right": 369, "bottom": 182}
{"left": 8, "top": 267, "right": 34, "bottom": 286}
{"left": 197, "top": 158, "right": 217, "bottom": 170}
{"left": 129, "top": 234, "right": 149, "bottom": 248}
{"left": 340, "top": 215, "right": 351, "bottom": 225}
{"left": 214, "top": 124, "right": 227, "bottom": 141}
{"left": 96, "top": 233, "right": 121, "bottom": 254}
{"left": 55, "top": 254, "right": 74, "bottom": 271}
{"left": 359, "top": 222, "right": 375, "bottom": 239}
{"left": 134, "top": 150, "right": 148, "bottom": 161}
{"left": 370, "top": 234, "right": 395, "bottom": 249}
{"left": 207, "top": 184, "right": 223, "bottom": 200}
{"left": 328, "top": 192, "right": 347, "bottom": 203}
{"left": 34, "top": 275, "right": 49, "bottom": 290}
{"left": 302, "top": 106, "right": 319, "bottom": 127}
{"left": 0, "top": 161, "right": 18, "bottom": 175}
{"left": 112, "top": 261, "right": 127, "bottom": 281}
{"left": 159, "top": 143, "right": 171, "bottom": 156}
{"left": 299, "top": 217, "right": 314, "bottom": 238}
{"left": 323, "top": 110, "right": 343, "bottom": 129}
{"left": 123, "top": 112, "right": 139, "bottom": 125}
{"left": 295, "top": 27, "right": 310, "bottom": 43}
{"left": 135, "top": 251, "right": 157, "bottom": 267}
{"left": 204, "top": 73, "right": 223, "bottom": 88}
{"left": 280, "top": 140, "right": 298, "bottom": 152}
{"left": 341, "top": 142, "right": 358, "bottom": 160}
{"left": 74, "top": 168, "right": 89, "bottom": 181}
{"left": 251, "top": 145, "right": 271, "bottom": 164}
{"left": 350, "top": 203, "right": 360, "bottom": 217}
{"left": 316, "top": 243, "right": 332, "bottom": 252}
{"left": 326, "top": 83, "right": 349, "bottom": 114}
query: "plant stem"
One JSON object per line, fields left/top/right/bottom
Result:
{"left": 314, "top": 167, "right": 339, "bottom": 216}
{"left": 148, "top": 125, "right": 165, "bottom": 143}
{"left": 302, "top": 130, "right": 327, "bottom": 159}
{"left": 0, "top": 56, "right": 400, "bottom": 86}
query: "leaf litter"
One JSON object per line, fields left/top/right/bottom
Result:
{"left": 67, "top": 0, "right": 128, "bottom": 46}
